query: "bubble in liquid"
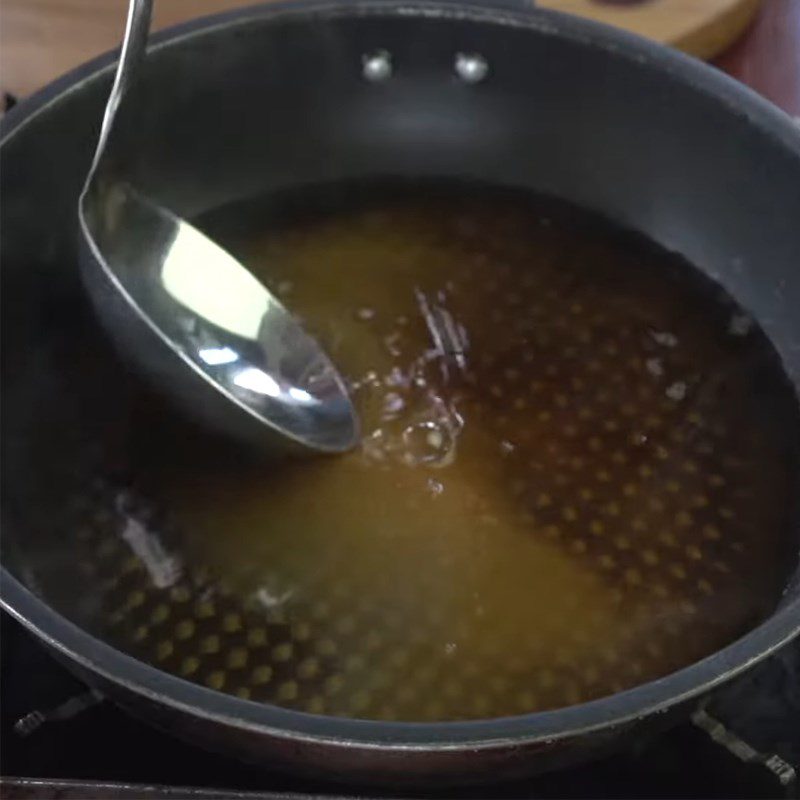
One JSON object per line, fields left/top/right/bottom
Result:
{"left": 399, "top": 420, "right": 458, "bottom": 468}
{"left": 666, "top": 382, "right": 687, "bottom": 401}
{"left": 427, "top": 478, "right": 445, "bottom": 497}
{"left": 356, "top": 307, "right": 376, "bottom": 321}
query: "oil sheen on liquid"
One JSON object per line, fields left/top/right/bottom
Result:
{"left": 76, "top": 181, "right": 799, "bottom": 721}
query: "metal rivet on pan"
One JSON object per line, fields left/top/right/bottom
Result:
{"left": 455, "top": 52, "right": 489, "bottom": 83}
{"left": 362, "top": 50, "right": 393, "bottom": 82}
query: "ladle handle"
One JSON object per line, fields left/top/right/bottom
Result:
{"left": 86, "top": 0, "right": 153, "bottom": 182}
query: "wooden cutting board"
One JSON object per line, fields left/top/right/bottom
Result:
{"left": 538, "top": 0, "right": 762, "bottom": 59}
{"left": 0, "top": 0, "right": 763, "bottom": 100}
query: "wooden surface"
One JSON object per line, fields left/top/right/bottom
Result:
{"left": 0, "top": 0, "right": 261, "bottom": 100}
{"left": 1, "top": 0, "right": 798, "bottom": 114}
{"left": 540, "top": 0, "right": 762, "bottom": 59}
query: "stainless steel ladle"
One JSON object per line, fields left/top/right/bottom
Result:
{"left": 78, "top": 0, "right": 359, "bottom": 455}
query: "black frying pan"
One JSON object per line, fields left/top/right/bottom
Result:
{"left": 1, "top": 0, "right": 799, "bottom": 786}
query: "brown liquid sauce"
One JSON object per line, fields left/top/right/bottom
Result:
{"left": 92, "top": 182, "right": 797, "bottom": 721}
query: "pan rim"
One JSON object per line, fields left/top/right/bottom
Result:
{"left": 2, "top": 0, "right": 799, "bottom": 752}
{"left": 3, "top": 571, "right": 799, "bottom": 750}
